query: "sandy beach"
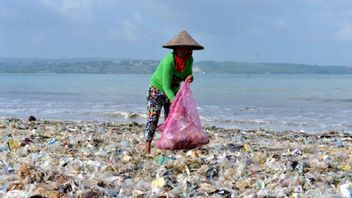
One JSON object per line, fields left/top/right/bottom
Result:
{"left": 0, "top": 117, "right": 351, "bottom": 197}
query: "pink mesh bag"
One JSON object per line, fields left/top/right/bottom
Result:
{"left": 156, "top": 80, "right": 209, "bottom": 150}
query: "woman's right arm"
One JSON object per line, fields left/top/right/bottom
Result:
{"left": 162, "top": 59, "right": 175, "bottom": 102}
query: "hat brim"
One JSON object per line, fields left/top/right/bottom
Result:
{"left": 162, "top": 44, "right": 204, "bottom": 50}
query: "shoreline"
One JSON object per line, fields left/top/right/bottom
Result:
{"left": 2, "top": 114, "right": 351, "bottom": 135}
{"left": 0, "top": 118, "right": 351, "bottom": 197}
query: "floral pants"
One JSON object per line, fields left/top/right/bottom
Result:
{"left": 144, "top": 86, "right": 171, "bottom": 142}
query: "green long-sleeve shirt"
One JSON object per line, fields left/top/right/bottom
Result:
{"left": 150, "top": 52, "right": 193, "bottom": 101}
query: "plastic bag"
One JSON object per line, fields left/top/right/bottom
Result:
{"left": 156, "top": 80, "right": 209, "bottom": 150}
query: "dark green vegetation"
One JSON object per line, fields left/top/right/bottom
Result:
{"left": 1, "top": 58, "right": 352, "bottom": 74}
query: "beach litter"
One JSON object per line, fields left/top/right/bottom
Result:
{"left": 340, "top": 182, "right": 352, "bottom": 198}
{"left": 0, "top": 117, "right": 351, "bottom": 197}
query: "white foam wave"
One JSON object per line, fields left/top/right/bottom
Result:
{"left": 104, "top": 111, "right": 147, "bottom": 119}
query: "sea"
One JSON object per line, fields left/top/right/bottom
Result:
{"left": 1, "top": 73, "right": 352, "bottom": 133}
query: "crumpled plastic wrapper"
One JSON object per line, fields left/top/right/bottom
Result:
{"left": 0, "top": 118, "right": 351, "bottom": 197}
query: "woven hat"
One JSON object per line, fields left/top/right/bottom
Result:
{"left": 162, "top": 30, "right": 204, "bottom": 50}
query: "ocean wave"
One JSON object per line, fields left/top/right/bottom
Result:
{"left": 104, "top": 111, "right": 147, "bottom": 119}
{"left": 289, "top": 97, "right": 352, "bottom": 103}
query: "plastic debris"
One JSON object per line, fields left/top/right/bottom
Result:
{"left": 7, "top": 140, "right": 21, "bottom": 151}
{"left": 0, "top": 118, "right": 351, "bottom": 197}
{"left": 5, "top": 190, "right": 28, "bottom": 198}
{"left": 243, "top": 143, "right": 251, "bottom": 152}
{"left": 47, "top": 138, "right": 56, "bottom": 145}
{"left": 340, "top": 182, "right": 352, "bottom": 198}
{"left": 292, "top": 148, "right": 303, "bottom": 155}
{"left": 151, "top": 177, "right": 166, "bottom": 188}
{"left": 154, "top": 155, "right": 176, "bottom": 165}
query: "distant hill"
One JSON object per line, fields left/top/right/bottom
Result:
{"left": 1, "top": 58, "right": 352, "bottom": 74}
{"left": 0, "top": 58, "right": 157, "bottom": 74}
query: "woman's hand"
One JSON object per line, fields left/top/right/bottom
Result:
{"left": 186, "top": 75, "right": 194, "bottom": 83}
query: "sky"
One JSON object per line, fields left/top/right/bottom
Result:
{"left": 1, "top": 0, "right": 352, "bottom": 66}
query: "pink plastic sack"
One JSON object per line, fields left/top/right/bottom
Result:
{"left": 156, "top": 80, "right": 209, "bottom": 150}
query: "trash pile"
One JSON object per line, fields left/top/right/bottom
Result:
{"left": 0, "top": 118, "right": 351, "bottom": 197}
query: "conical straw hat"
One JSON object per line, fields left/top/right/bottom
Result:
{"left": 162, "top": 30, "right": 204, "bottom": 50}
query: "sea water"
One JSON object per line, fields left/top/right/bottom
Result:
{"left": 1, "top": 73, "right": 351, "bottom": 133}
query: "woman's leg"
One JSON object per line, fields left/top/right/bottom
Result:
{"left": 144, "top": 86, "right": 163, "bottom": 153}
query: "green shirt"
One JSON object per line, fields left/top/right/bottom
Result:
{"left": 150, "top": 52, "right": 193, "bottom": 101}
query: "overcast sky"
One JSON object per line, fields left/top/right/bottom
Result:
{"left": 1, "top": 0, "right": 352, "bottom": 65}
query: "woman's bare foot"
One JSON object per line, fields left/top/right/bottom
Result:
{"left": 144, "top": 141, "right": 151, "bottom": 154}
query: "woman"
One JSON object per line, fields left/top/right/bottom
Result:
{"left": 144, "top": 30, "right": 204, "bottom": 154}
